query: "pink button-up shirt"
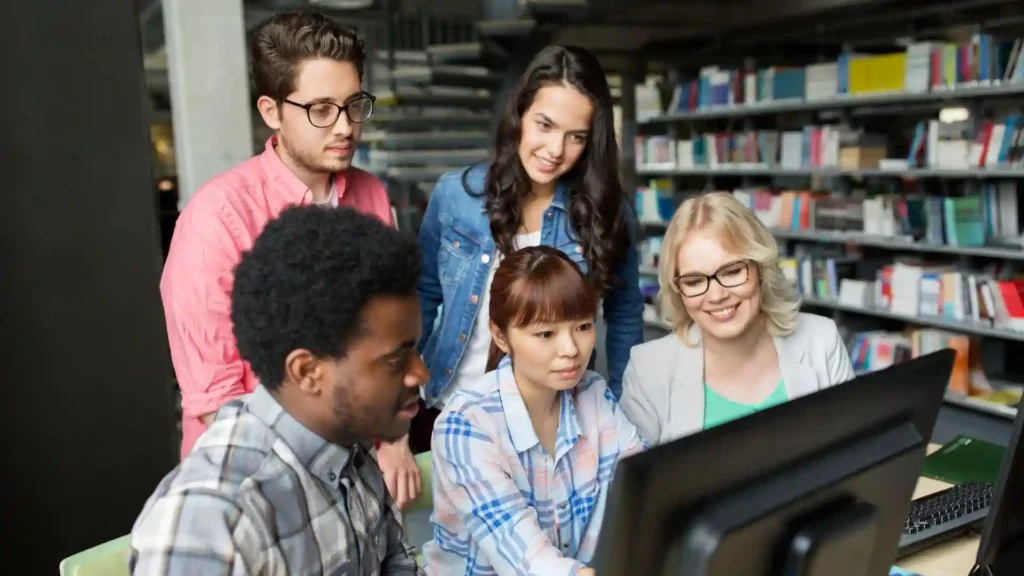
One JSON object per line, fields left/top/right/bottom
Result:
{"left": 162, "top": 137, "right": 393, "bottom": 459}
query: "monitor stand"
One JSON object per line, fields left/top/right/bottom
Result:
{"left": 969, "top": 540, "right": 1024, "bottom": 576}
{"left": 781, "top": 501, "right": 880, "bottom": 576}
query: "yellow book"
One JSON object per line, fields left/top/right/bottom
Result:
{"left": 848, "top": 56, "right": 871, "bottom": 94}
{"left": 944, "top": 44, "right": 957, "bottom": 88}
{"left": 872, "top": 53, "right": 907, "bottom": 92}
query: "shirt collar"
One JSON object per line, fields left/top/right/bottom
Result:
{"left": 550, "top": 179, "right": 570, "bottom": 212}
{"left": 495, "top": 357, "right": 583, "bottom": 459}
{"left": 472, "top": 163, "right": 570, "bottom": 215}
{"left": 259, "top": 136, "right": 349, "bottom": 207}
{"left": 246, "top": 384, "right": 354, "bottom": 486}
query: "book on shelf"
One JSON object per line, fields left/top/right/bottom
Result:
{"left": 635, "top": 178, "right": 677, "bottom": 224}
{"left": 635, "top": 79, "right": 664, "bottom": 121}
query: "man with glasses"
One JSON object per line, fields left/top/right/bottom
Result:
{"left": 161, "top": 10, "right": 397, "bottom": 465}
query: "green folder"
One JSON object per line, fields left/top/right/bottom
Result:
{"left": 920, "top": 435, "right": 1006, "bottom": 486}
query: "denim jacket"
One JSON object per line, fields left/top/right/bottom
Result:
{"left": 416, "top": 163, "right": 644, "bottom": 404}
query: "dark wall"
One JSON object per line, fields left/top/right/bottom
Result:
{"left": 0, "top": 0, "right": 177, "bottom": 566}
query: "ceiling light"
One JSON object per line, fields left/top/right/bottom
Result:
{"left": 939, "top": 107, "right": 970, "bottom": 123}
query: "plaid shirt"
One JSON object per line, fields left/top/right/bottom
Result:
{"left": 423, "top": 359, "right": 648, "bottom": 575}
{"left": 129, "top": 385, "right": 422, "bottom": 576}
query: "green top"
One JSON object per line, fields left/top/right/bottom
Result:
{"left": 703, "top": 380, "right": 788, "bottom": 429}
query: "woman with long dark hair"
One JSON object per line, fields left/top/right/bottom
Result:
{"left": 422, "top": 246, "right": 646, "bottom": 575}
{"left": 376, "top": 44, "right": 644, "bottom": 507}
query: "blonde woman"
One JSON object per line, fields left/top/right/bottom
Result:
{"left": 620, "top": 192, "right": 854, "bottom": 445}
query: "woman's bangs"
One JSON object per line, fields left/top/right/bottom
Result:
{"left": 507, "top": 259, "right": 598, "bottom": 328}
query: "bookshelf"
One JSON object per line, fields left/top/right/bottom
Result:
{"left": 632, "top": 34, "right": 1024, "bottom": 421}
{"left": 637, "top": 167, "right": 1024, "bottom": 179}
{"left": 637, "top": 82, "right": 1024, "bottom": 124}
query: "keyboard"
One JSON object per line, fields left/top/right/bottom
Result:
{"left": 896, "top": 482, "right": 993, "bottom": 558}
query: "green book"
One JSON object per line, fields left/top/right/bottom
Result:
{"left": 920, "top": 435, "right": 1006, "bottom": 486}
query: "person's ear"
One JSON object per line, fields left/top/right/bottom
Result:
{"left": 284, "top": 349, "right": 323, "bottom": 395}
{"left": 489, "top": 320, "right": 512, "bottom": 355}
{"left": 257, "top": 95, "right": 282, "bottom": 131}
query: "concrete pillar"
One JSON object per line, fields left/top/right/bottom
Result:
{"left": 162, "top": 0, "right": 254, "bottom": 209}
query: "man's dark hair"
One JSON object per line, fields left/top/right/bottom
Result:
{"left": 250, "top": 10, "right": 367, "bottom": 101}
{"left": 231, "top": 206, "right": 420, "bottom": 390}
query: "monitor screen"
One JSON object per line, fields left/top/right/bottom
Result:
{"left": 593, "top": 349, "right": 955, "bottom": 576}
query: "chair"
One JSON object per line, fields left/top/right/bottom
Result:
{"left": 59, "top": 534, "right": 131, "bottom": 576}
{"left": 407, "top": 451, "right": 434, "bottom": 511}
{"left": 403, "top": 451, "right": 435, "bottom": 555}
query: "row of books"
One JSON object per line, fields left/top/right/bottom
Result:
{"left": 641, "top": 34, "right": 1024, "bottom": 118}
{"left": 849, "top": 329, "right": 1021, "bottom": 410}
{"left": 636, "top": 116, "right": 1024, "bottom": 174}
{"left": 728, "top": 185, "right": 1022, "bottom": 249}
{"left": 636, "top": 128, "right": 884, "bottom": 172}
{"left": 782, "top": 247, "right": 1024, "bottom": 333}
{"left": 635, "top": 182, "right": 1024, "bottom": 251}
{"left": 908, "top": 115, "right": 1024, "bottom": 170}
{"left": 848, "top": 328, "right": 973, "bottom": 393}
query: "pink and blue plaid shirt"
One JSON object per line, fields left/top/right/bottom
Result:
{"left": 423, "top": 358, "right": 648, "bottom": 575}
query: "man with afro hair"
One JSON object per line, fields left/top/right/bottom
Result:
{"left": 130, "top": 205, "right": 426, "bottom": 575}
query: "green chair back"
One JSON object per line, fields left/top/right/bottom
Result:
{"left": 407, "top": 451, "right": 434, "bottom": 512}
{"left": 404, "top": 451, "right": 435, "bottom": 560}
{"left": 59, "top": 534, "right": 131, "bottom": 576}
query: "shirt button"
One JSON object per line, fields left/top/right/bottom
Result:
{"left": 329, "top": 472, "right": 336, "bottom": 481}
{"left": 470, "top": 294, "right": 478, "bottom": 304}
{"left": 546, "top": 212, "right": 553, "bottom": 219}
{"left": 452, "top": 240, "right": 459, "bottom": 249}
{"left": 459, "top": 333, "right": 466, "bottom": 341}
{"left": 445, "top": 369, "right": 452, "bottom": 376}
{"left": 575, "top": 246, "right": 583, "bottom": 253}
{"left": 481, "top": 254, "right": 490, "bottom": 264}
{"left": 560, "top": 502, "right": 567, "bottom": 509}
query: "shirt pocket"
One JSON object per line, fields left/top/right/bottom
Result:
{"left": 557, "top": 239, "right": 590, "bottom": 276}
{"left": 567, "top": 475, "right": 601, "bottom": 548}
{"left": 438, "top": 226, "right": 477, "bottom": 286}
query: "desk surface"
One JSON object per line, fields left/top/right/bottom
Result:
{"left": 896, "top": 444, "right": 980, "bottom": 576}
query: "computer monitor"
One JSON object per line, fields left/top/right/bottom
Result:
{"left": 593, "top": 349, "right": 955, "bottom": 576}
{"left": 973, "top": 398, "right": 1024, "bottom": 575}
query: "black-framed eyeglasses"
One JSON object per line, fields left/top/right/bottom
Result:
{"left": 673, "top": 260, "right": 752, "bottom": 298}
{"left": 283, "top": 92, "right": 376, "bottom": 128}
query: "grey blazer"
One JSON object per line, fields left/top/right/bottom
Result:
{"left": 620, "top": 313, "right": 855, "bottom": 445}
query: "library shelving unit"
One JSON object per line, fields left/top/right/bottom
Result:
{"left": 632, "top": 35, "right": 1024, "bottom": 421}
